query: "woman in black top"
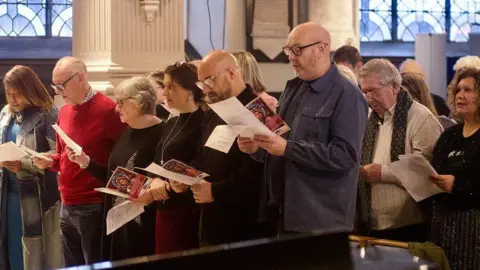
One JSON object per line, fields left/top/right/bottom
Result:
{"left": 137, "top": 62, "right": 205, "bottom": 254}
{"left": 67, "top": 76, "right": 162, "bottom": 260}
{"left": 430, "top": 68, "right": 480, "bottom": 270}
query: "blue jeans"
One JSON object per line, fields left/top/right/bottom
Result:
{"left": 60, "top": 203, "right": 103, "bottom": 267}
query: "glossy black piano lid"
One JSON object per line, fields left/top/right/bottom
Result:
{"left": 59, "top": 230, "right": 353, "bottom": 270}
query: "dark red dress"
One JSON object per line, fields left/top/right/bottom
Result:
{"left": 154, "top": 109, "right": 204, "bottom": 253}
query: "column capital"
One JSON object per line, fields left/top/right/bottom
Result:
{"left": 139, "top": 0, "right": 161, "bottom": 24}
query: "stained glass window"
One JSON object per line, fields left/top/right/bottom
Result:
{"left": 0, "top": 0, "right": 72, "bottom": 37}
{"left": 360, "top": 0, "right": 480, "bottom": 42}
{"left": 359, "top": 0, "right": 393, "bottom": 41}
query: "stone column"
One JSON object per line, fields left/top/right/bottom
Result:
{"left": 308, "top": 0, "right": 360, "bottom": 50}
{"left": 72, "top": 0, "right": 185, "bottom": 95}
{"left": 225, "top": 0, "right": 247, "bottom": 52}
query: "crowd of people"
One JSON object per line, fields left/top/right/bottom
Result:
{"left": 0, "top": 22, "right": 479, "bottom": 270}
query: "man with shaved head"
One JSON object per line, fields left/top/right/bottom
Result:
{"left": 34, "top": 56, "right": 125, "bottom": 266}
{"left": 238, "top": 22, "right": 368, "bottom": 234}
{"left": 171, "top": 50, "right": 268, "bottom": 245}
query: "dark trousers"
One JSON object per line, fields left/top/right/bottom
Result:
{"left": 60, "top": 203, "right": 103, "bottom": 267}
{"left": 371, "top": 223, "right": 428, "bottom": 243}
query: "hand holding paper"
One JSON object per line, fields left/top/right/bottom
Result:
{"left": 430, "top": 174, "right": 455, "bottom": 192}
{"left": 0, "top": 142, "right": 27, "bottom": 163}
{"left": 52, "top": 124, "right": 82, "bottom": 155}
{"left": 253, "top": 134, "right": 287, "bottom": 156}
{"left": 388, "top": 154, "right": 444, "bottom": 202}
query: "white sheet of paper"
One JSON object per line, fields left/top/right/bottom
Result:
{"left": 0, "top": 142, "right": 27, "bottom": 163}
{"left": 19, "top": 145, "right": 53, "bottom": 162}
{"left": 94, "top": 188, "right": 130, "bottom": 199}
{"left": 106, "top": 200, "right": 144, "bottom": 235}
{"left": 207, "top": 97, "right": 274, "bottom": 137}
{"left": 389, "top": 154, "right": 444, "bottom": 202}
{"left": 205, "top": 125, "right": 248, "bottom": 153}
{"left": 142, "top": 162, "right": 201, "bottom": 186}
{"left": 52, "top": 124, "right": 82, "bottom": 155}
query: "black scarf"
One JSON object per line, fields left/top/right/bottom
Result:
{"left": 356, "top": 89, "right": 413, "bottom": 235}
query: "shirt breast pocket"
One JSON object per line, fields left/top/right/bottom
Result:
{"left": 299, "top": 107, "right": 333, "bottom": 142}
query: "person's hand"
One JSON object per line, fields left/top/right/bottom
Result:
{"left": 133, "top": 178, "right": 171, "bottom": 205}
{"left": 0, "top": 161, "right": 22, "bottom": 173}
{"left": 66, "top": 147, "right": 90, "bottom": 168}
{"left": 237, "top": 136, "right": 259, "bottom": 154}
{"left": 191, "top": 180, "right": 214, "bottom": 203}
{"left": 170, "top": 180, "right": 189, "bottom": 193}
{"left": 33, "top": 157, "right": 53, "bottom": 169}
{"left": 253, "top": 134, "right": 287, "bottom": 156}
{"left": 360, "top": 164, "right": 382, "bottom": 183}
{"left": 430, "top": 174, "right": 455, "bottom": 192}
{"left": 149, "top": 178, "right": 171, "bottom": 200}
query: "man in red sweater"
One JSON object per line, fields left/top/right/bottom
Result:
{"left": 34, "top": 56, "right": 125, "bottom": 266}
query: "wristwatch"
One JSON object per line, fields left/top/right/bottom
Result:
{"left": 80, "top": 156, "right": 90, "bottom": 169}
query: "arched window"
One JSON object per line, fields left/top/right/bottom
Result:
{"left": 360, "top": 0, "right": 480, "bottom": 42}
{"left": 0, "top": 0, "right": 72, "bottom": 37}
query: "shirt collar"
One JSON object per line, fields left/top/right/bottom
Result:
{"left": 79, "top": 88, "right": 96, "bottom": 105}
{"left": 308, "top": 63, "right": 337, "bottom": 93}
{"left": 383, "top": 104, "right": 396, "bottom": 121}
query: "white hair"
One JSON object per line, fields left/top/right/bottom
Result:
{"left": 115, "top": 76, "right": 157, "bottom": 115}
{"left": 453, "top": 55, "right": 480, "bottom": 71}
{"left": 358, "top": 58, "right": 402, "bottom": 89}
{"left": 336, "top": 64, "right": 358, "bottom": 86}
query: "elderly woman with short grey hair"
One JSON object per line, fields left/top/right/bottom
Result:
{"left": 67, "top": 76, "right": 162, "bottom": 260}
{"left": 356, "top": 58, "right": 442, "bottom": 242}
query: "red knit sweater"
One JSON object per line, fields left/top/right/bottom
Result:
{"left": 50, "top": 93, "right": 126, "bottom": 205}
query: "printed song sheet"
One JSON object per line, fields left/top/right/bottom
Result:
{"left": 106, "top": 200, "right": 144, "bottom": 235}
{"left": 389, "top": 154, "right": 444, "bottom": 202}
{"left": 206, "top": 96, "right": 289, "bottom": 153}
{"left": 0, "top": 142, "right": 27, "bottom": 163}
{"left": 19, "top": 145, "right": 53, "bottom": 161}
{"left": 52, "top": 124, "right": 82, "bottom": 155}
{"left": 205, "top": 125, "right": 248, "bottom": 153}
{"left": 142, "top": 160, "right": 208, "bottom": 186}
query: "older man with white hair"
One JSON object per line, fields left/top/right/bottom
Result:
{"left": 357, "top": 58, "right": 443, "bottom": 242}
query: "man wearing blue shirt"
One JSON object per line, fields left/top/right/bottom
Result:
{"left": 239, "top": 22, "right": 368, "bottom": 234}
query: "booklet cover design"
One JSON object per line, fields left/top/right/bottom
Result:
{"left": 96, "top": 167, "right": 152, "bottom": 199}
{"left": 245, "top": 96, "right": 290, "bottom": 136}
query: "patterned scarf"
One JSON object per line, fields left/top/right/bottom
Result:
{"left": 356, "top": 89, "right": 413, "bottom": 235}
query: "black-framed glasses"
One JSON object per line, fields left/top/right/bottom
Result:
{"left": 51, "top": 72, "right": 79, "bottom": 92}
{"left": 282, "top": 41, "right": 327, "bottom": 57}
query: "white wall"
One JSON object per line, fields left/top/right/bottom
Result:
{"left": 186, "top": 0, "right": 294, "bottom": 92}
{"left": 186, "top": 0, "right": 226, "bottom": 56}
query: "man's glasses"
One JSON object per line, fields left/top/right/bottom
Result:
{"left": 51, "top": 72, "right": 79, "bottom": 92}
{"left": 282, "top": 41, "right": 328, "bottom": 57}
{"left": 196, "top": 69, "right": 229, "bottom": 91}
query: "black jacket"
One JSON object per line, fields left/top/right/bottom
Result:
{"left": 191, "top": 85, "right": 264, "bottom": 245}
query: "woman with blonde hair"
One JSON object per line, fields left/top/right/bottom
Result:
{"left": 401, "top": 73, "right": 456, "bottom": 129}
{"left": 232, "top": 51, "right": 278, "bottom": 110}
{"left": 429, "top": 67, "right": 480, "bottom": 269}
